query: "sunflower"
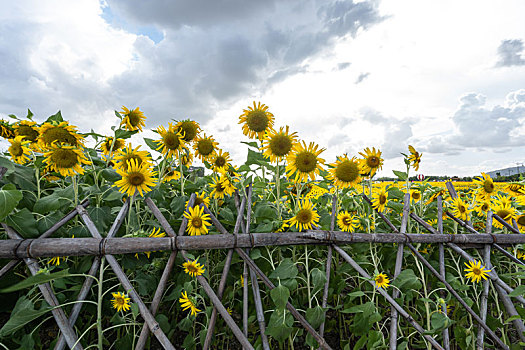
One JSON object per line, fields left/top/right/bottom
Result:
{"left": 374, "top": 273, "right": 390, "bottom": 289}
{"left": 180, "top": 148, "right": 194, "bottom": 167}
{"left": 239, "top": 101, "right": 275, "bottom": 140}
{"left": 286, "top": 141, "right": 325, "bottom": 183}
{"left": 517, "top": 215, "right": 525, "bottom": 231}
{"left": 120, "top": 106, "right": 146, "bottom": 132}
{"left": 48, "top": 257, "right": 62, "bottom": 266}
{"left": 162, "top": 167, "right": 181, "bottom": 182}
{"left": 8, "top": 136, "right": 32, "bottom": 164}
{"left": 186, "top": 191, "right": 211, "bottom": 208}
{"left": 114, "top": 144, "right": 152, "bottom": 171}
{"left": 43, "top": 143, "right": 91, "bottom": 177}
{"left": 449, "top": 197, "right": 471, "bottom": 221}
{"left": 13, "top": 120, "right": 39, "bottom": 144}
{"left": 464, "top": 260, "right": 491, "bottom": 283}
{"left": 0, "top": 120, "right": 15, "bottom": 139}
{"left": 210, "top": 175, "right": 236, "bottom": 199}
{"left": 143, "top": 227, "right": 166, "bottom": 258}
{"left": 358, "top": 147, "right": 383, "bottom": 178}
{"left": 426, "top": 189, "right": 447, "bottom": 204}
{"left": 183, "top": 205, "right": 212, "bottom": 236}
{"left": 176, "top": 119, "right": 201, "bottom": 142}
{"left": 327, "top": 155, "right": 362, "bottom": 188}
{"left": 473, "top": 173, "right": 495, "bottom": 200}
{"left": 193, "top": 133, "right": 219, "bottom": 161}
{"left": 410, "top": 189, "right": 422, "bottom": 203}
{"left": 474, "top": 200, "right": 491, "bottom": 216}
{"left": 100, "top": 137, "right": 125, "bottom": 155}
{"left": 285, "top": 199, "right": 320, "bottom": 231}
{"left": 494, "top": 194, "right": 513, "bottom": 207}
{"left": 262, "top": 126, "right": 298, "bottom": 163}
{"left": 179, "top": 291, "right": 200, "bottom": 317}
{"left": 407, "top": 145, "right": 422, "bottom": 171}
{"left": 337, "top": 211, "right": 359, "bottom": 232}
{"left": 371, "top": 186, "right": 389, "bottom": 212}
{"left": 183, "top": 259, "right": 205, "bottom": 277}
{"left": 517, "top": 250, "right": 525, "bottom": 260}
{"left": 491, "top": 201, "right": 517, "bottom": 229}
{"left": 112, "top": 292, "right": 131, "bottom": 312}
{"left": 506, "top": 183, "right": 524, "bottom": 196}
{"left": 155, "top": 123, "right": 185, "bottom": 158}
{"left": 114, "top": 159, "right": 157, "bottom": 197}
{"left": 37, "top": 122, "right": 84, "bottom": 149}
{"left": 211, "top": 149, "right": 232, "bottom": 173}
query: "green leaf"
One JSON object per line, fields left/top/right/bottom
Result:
{"left": 429, "top": 312, "right": 450, "bottom": 332}
{"left": 100, "top": 169, "right": 121, "bottom": 183}
{"left": 0, "top": 184, "right": 23, "bottom": 221}
{"left": 88, "top": 207, "right": 111, "bottom": 233}
{"left": 45, "top": 111, "right": 63, "bottom": 123}
{"left": 241, "top": 141, "right": 259, "bottom": 148}
{"left": 0, "top": 298, "right": 52, "bottom": 337}
{"left": 353, "top": 334, "right": 367, "bottom": 350}
{"left": 144, "top": 138, "right": 159, "bottom": 151}
{"left": 305, "top": 306, "right": 325, "bottom": 329}
{"left": 392, "top": 269, "right": 422, "bottom": 292}
{"left": 505, "top": 315, "right": 522, "bottom": 324}
{"left": 33, "top": 193, "right": 64, "bottom": 214}
{"left": 392, "top": 170, "right": 408, "bottom": 181}
{"left": 265, "top": 309, "right": 293, "bottom": 343}
{"left": 0, "top": 157, "right": 15, "bottom": 176}
{"left": 270, "top": 284, "right": 290, "bottom": 310}
{"left": 5, "top": 208, "right": 39, "bottom": 238}
{"left": 0, "top": 269, "right": 72, "bottom": 293}
{"left": 254, "top": 203, "right": 277, "bottom": 220}
{"left": 509, "top": 285, "right": 525, "bottom": 297}
{"left": 311, "top": 268, "right": 327, "bottom": 295}
{"left": 269, "top": 258, "right": 298, "bottom": 280}
{"left": 245, "top": 149, "right": 265, "bottom": 166}
{"left": 170, "top": 196, "right": 189, "bottom": 218}
{"left": 114, "top": 129, "right": 138, "bottom": 139}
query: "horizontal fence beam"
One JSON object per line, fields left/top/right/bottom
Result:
{"left": 2, "top": 231, "right": 525, "bottom": 259}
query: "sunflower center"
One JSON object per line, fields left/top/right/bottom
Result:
{"left": 8, "top": 144, "right": 23, "bottom": 156}
{"left": 215, "top": 156, "right": 226, "bottom": 167}
{"left": 178, "top": 122, "right": 198, "bottom": 142}
{"left": 18, "top": 125, "right": 38, "bottom": 141}
{"left": 43, "top": 127, "right": 78, "bottom": 146}
{"left": 128, "top": 172, "right": 145, "bottom": 186}
{"left": 497, "top": 209, "right": 511, "bottom": 220}
{"left": 458, "top": 205, "right": 466, "bottom": 213}
{"left": 115, "top": 297, "right": 125, "bottom": 307}
{"left": 215, "top": 182, "right": 225, "bottom": 192}
{"left": 295, "top": 151, "right": 317, "bottom": 173}
{"left": 269, "top": 135, "right": 293, "bottom": 157}
{"left": 122, "top": 155, "right": 143, "bottom": 169}
{"left": 342, "top": 216, "right": 352, "bottom": 226}
{"left": 166, "top": 170, "right": 175, "bottom": 177}
{"left": 412, "top": 192, "right": 421, "bottom": 200}
{"left": 472, "top": 267, "right": 481, "bottom": 276}
{"left": 379, "top": 194, "right": 387, "bottom": 205}
{"left": 335, "top": 161, "right": 359, "bottom": 182}
{"left": 192, "top": 217, "right": 203, "bottom": 228}
{"left": 197, "top": 139, "right": 214, "bottom": 156}
{"left": 367, "top": 156, "right": 380, "bottom": 168}
{"left": 481, "top": 203, "right": 489, "bottom": 211}
{"left": 483, "top": 180, "right": 494, "bottom": 193}
{"left": 246, "top": 111, "right": 269, "bottom": 132}
{"left": 517, "top": 216, "right": 525, "bottom": 226}
{"left": 128, "top": 111, "right": 141, "bottom": 126}
{"left": 163, "top": 133, "right": 181, "bottom": 150}
{"left": 296, "top": 209, "right": 313, "bottom": 224}
{"left": 187, "top": 264, "right": 199, "bottom": 273}
{"left": 50, "top": 149, "right": 79, "bottom": 168}
{"left": 195, "top": 197, "right": 204, "bottom": 206}
{"left": 376, "top": 276, "right": 384, "bottom": 283}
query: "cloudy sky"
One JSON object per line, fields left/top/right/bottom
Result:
{"left": 1, "top": 0, "right": 525, "bottom": 177}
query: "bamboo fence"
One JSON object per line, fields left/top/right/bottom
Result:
{"left": 1, "top": 173, "right": 524, "bottom": 349}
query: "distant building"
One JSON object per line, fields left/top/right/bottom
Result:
{"left": 486, "top": 165, "right": 525, "bottom": 178}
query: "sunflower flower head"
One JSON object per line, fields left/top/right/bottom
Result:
{"left": 210, "top": 149, "right": 231, "bottom": 173}
{"left": 374, "top": 273, "right": 390, "bottom": 289}
{"left": 464, "top": 260, "right": 491, "bottom": 283}
{"left": 285, "top": 199, "right": 320, "bottom": 231}
{"left": 186, "top": 191, "right": 211, "bottom": 209}
{"left": 179, "top": 291, "right": 200, "bottom": 317}
{"left": 43, "top": 143, "right": 91, "bottom": 177}
{"left": 193, "top": 133, "right": 219, "bottom": 161}
{"left": 239, "top": 101, "right": 275, "bottom": 140}
{"left": 337, "top": 211, "right": 359, "bottom": 232}
{"left": 358, "top": 147, "right": 383, "bottom": 178}
{"left": 112, "top": 292, "right": 131, "bottom": 312}
{"left": 162, "top": 167, "right": 181, "bottom": 182}
{"left": 48, "top": 257, "right": 62, "bottom": 266}
{"left": 100, "top": 137, "right": 125, "bottom": 156}
{"left": 140, "top": 227, "right": 166, "bottom": 259}
{"left": 13, "top": 120, "right": 39, "bottom": 145}
{"left": 155, "top": 123, "right": 185, "bottom": 158}
{"left": 407, "top": 145, "right": 422, "bottom": 171}
{"left": 372, "top": 186, "right": 389, "bottom": 212}
{"left": 516, "top": 215, "right": 525, "bottom": 231}
{"left": 491, "top": 200, "right": 517, "bottom": 229}
{"left": 449, "top": 197, "right": 471, "bottom": 221}
{"left": 410, "top": 189, "right": 422, "bottom": 203}
{"left": 183, "top": 259, "right": 205, "bottom": 277}
{"left": 210, "top": 175, "right": 236, "bottom": 199}
{"left": 327, "top": 155, "right": 362, "bottom": 188}
{"left": 0, "top": 120, "right": 15, "bottom": 139}
{"left": 37, "top": 121, "right": 84, "bottom": 150}
{"left": 8, "top": 136, "right": 32, "bottom": 164}
{"left": 114, "top": 144, "right": 152, "bottom": 171}
{"left": 262, "top": 125, "right": 298, "bottom": 163}
{"left": 286, "top": 141, "right": 325, "bottom": 183}
{"left": 114, "top": 158, "right": 157, "bottom": 197}
{"left": 183, "top": 205, "right": 212, "bottom": 236}
{"left": 176, "top": 119, "right": 201, "bottom": 143}
{"left": 473, "top": 173, "right": 495, "bottom": 200}
{"left": 120, "top": 106, "right": 146, "bottom": 132}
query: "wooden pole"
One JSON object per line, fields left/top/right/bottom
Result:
{"left": 437, "top": 196, "right": 450, "bottom": 350}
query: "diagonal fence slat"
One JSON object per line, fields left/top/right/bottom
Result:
{"left": 436, "top": 196, "right": 450, "bottom": 350}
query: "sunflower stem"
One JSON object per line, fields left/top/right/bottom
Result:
{"left": 276, "top": 160, "right": 281, "bottom": 219}
{"left": 72, "top": 175, "right": 78, "bottom": 208}
{"left": 97, "top": 257, "right": 105, "bottom": 350}
{"left": 127, "top": 195, "right": 135, "bottom": 236}
{"left": 179, "top": 151, "right": 185, "bottom": 196}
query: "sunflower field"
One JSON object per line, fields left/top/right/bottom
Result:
{"left": 0, "top": 104, "right": 525, "bottom": 350}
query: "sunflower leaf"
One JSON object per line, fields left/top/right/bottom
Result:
{"left": 0, "top": 269, "right": 71, "bottom": 293}
{"left": 393, "top": 170, "right": 408, "bottom": 181}
{"left": 0, "top": 183, "right": 23, "bottom": 221}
